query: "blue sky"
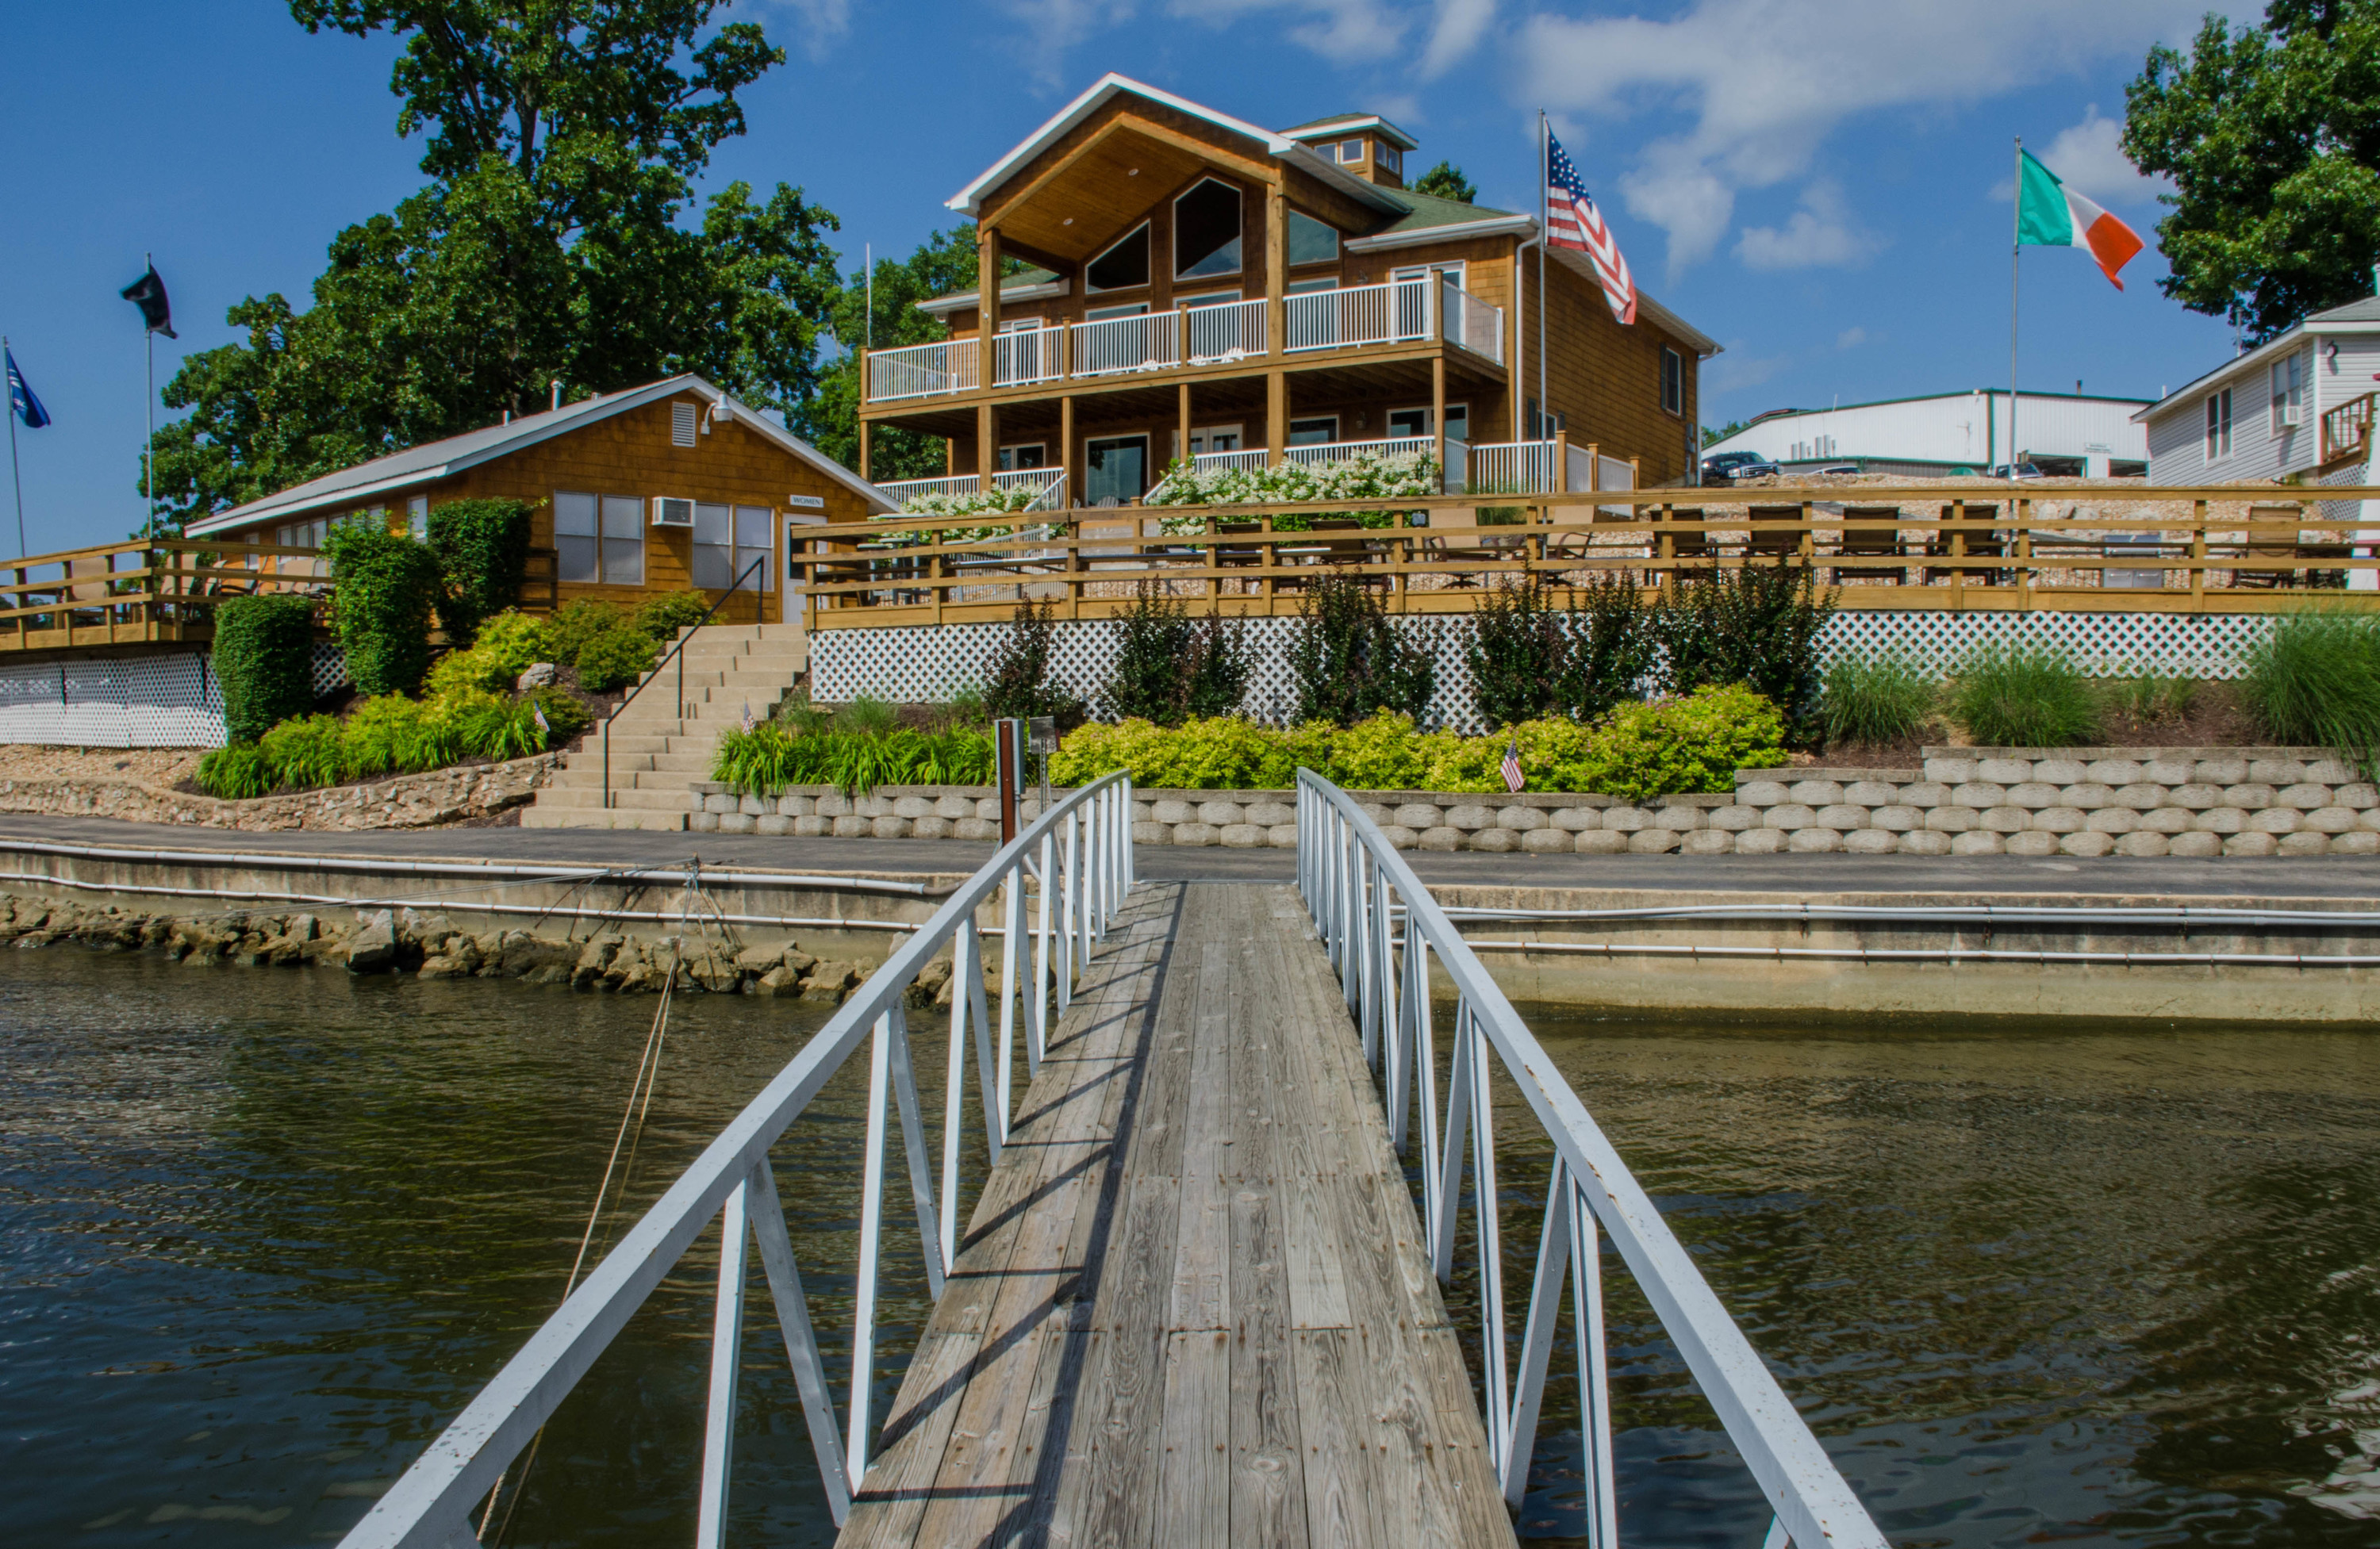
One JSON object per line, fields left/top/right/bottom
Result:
{"left": 0, "top": 0, "right": 2251, "bottom": 554}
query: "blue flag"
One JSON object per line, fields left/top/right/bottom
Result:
{"left": 6, "top": 348, "right": 48, "bottom": 429}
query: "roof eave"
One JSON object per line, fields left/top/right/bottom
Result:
{"left": 1343, "top": 213, "right": 1535, "bottom": 252}
{"left": 946, "top": 72, "right": 1292, "bottom": 217}
{"left": 915, "top": 278, "right": 1073, "bottom": 316}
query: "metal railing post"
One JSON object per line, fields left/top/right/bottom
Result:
{"left": 695, "top": 1182, "right": 750, "bottom": 1549}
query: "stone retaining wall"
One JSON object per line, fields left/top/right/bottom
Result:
{"left": 697, "top": 746, "right": 2380, "bottom": 858}
{"left": 0, "top": 753, "right": 562, "bottom": 831}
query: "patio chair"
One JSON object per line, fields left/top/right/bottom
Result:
{"left": 1833, "top": 505, "right": 1906, "bottom": 585}
{"left": 1923, "top": 503, "right": 2006, "bottom": 586}
{"left": 1746, "top": 504, "right": 1805, "bottom": 560}
{"left": 2231, "top": 504, "right": 2308, "bottom": 589}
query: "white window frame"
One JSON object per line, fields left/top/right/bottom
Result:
{"left": 2272, "top": 350, "right": 2305, "bottom": 435}
{"left": 1177, "top": 290, "right": 1242, "bottom": 309}
{"left": 555, "top": 489, "right": 647, "bottom": 586}
{"left": 1338, "top": 139, "right": 1365, "bottom": 164}
{"left": 1084, "top": 301, "right": 1150, "bottom": 321}
{"left": 1286, "top": 276, "right": 1339, "bottom": 295}
{"left": 1392, "top": 260, "right": 1467, "bottom": 289}
{"left": 996, "top": 443, "right": 1047, "bottom": 471}
{"left": 692, "top": 503, "right": 777, "bottom": 593}
{"left": 1186, "top": 424, "right": 1243, "bottom": 455}
{"left": 1377, "top": 143, "right": 1402, "bottom": 176}
{"left": 1083, "top": 434, "right": 1150, "bottom": 506}
{"left": 2205, "top": 387, "right": 2233, "bottom": 462}
{"left": 1084, "top": 220, "right": 1151, "bottom": 293}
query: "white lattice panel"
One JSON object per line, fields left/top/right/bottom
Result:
{"left": 312, "top": 642, "right": 351, "bottom": 697}
{"left": 812, "top": 608, "right": 2277, "bottom": 732}
{"left": 0, "top": 652, "right": 227, "bottom": 748}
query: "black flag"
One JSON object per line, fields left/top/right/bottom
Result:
{"left": 121, "top": 264, "right": 176, "bottom": 339}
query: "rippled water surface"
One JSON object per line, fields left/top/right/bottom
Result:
{"left": 10, "top": 943, "right": 2380, "bottom": 1547}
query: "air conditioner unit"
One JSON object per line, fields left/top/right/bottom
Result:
{"left": 651, "top": 497, "right": 696, "bottom": 528}
{"left": 2282, "top": 401, "right": 2303, "bottom": 428}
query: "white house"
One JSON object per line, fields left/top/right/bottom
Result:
{"left": 2136, "top": 295, "right": 2380, "bottom": 483}
{"left": 1706, "top": 389, "right": 2151, "bottom": 478}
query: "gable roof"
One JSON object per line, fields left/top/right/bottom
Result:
{"left": 1281, "top": 113, "right": 1418, "bottom": 151}
{"left": 186, "top": 374, "right": 894, "bottom": 536}
{"left": 945, "top": 72, "right": 1403, "bottom": 220}
{"left": 2136, "top": 295, "right": 2380, "bottom": 423}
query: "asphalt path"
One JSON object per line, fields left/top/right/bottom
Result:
{"left": 6, "top": 811, "right": 2380, "bottom": 900}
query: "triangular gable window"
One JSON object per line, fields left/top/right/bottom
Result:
{"left": 1174, "top": 178, "right": 1243, "bottom": 281}
{"left": 1087, "top": 222, "right": 1150, "bottom": 292}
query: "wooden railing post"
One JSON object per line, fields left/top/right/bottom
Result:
{"left": 2190, "top": 500, "right": 2208, "bottom": 609}
{"left": 1948, "top": 500, "right": 1966, "bottom": 609}
{"left": 2016, "top": 498, "right": 2034, "bottom": 608}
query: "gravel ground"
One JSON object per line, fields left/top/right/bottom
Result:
{"left": 0, "top": 746, "right": 203, "bottom": 789}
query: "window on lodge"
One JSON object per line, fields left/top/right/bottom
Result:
{"left": 1660, "top": 347, "right": 1683, "bottom": 416}
{"left": 693, "top": 504, "right": 775, "bottom": 592}
{"left": 1287, "top": 209, "right": 1339, "bottom": 267}
{"left": 1173, "top": 179, "right": 1242, "bottom": 281}
{"left": 1387, "top": 405, "right": 1468, "bottom": 443}
{"left": 1085, "top": 222, "right": 1150, "bottom": 292}
{"left": 555, "top": 490, "right": 645, "bottom": 585}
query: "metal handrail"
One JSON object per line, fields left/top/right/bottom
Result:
{"left": 338, "top": 770, "right": 1136, "bottom": 1548}
{"left": 1295, "top": 770, "right": 1887, "bottom": 1549}
{"left": 601, "top": 552, "right": 767, "bottom": 811}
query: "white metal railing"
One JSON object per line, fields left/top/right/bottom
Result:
{"left": 1442, "top": 278, "right": 1505, "bottom": 363}
{"left": 877, "top": 474, "right": 982, "bottom": 503}
{"left": 994, "top": 467, "right": 1068, "bottom": 512}
{"left": 1071, "top": 309, "right": 1180, "bottom": 378}
{"left": 866, "top": 336, "right": 979, "bottom": 402}
{"left": 1296, "top": 771, "right": 1888, "bottom": 1549}
{"left": 1287, "top": 278, "right": 1426, "bottom": 353}
{"left": 1281, "top": 434, "right": 1438, "bottom": 469}
{"left": 1185, "top": 298, "right": 1267, "bottom": 362}
{"left": 337, "top": 775, "right": 1137, "bottom": 1548}
{"left": 992, "top": 324, "right": 1065, "bottom": 388}
{"left": 1469, "top": 440, "right": 1557, "bottom": 493}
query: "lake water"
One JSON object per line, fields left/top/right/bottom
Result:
{"left": 6, "top": 945, "right": 2380, "bottom": 1546}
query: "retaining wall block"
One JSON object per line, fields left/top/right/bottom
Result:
{"left": 2089, "top": 758, "right": 2146, "bottom": 784}
{"left": 781, "top": 795, "right": 816, "bottom": 817}
{"left": 1129, "top": 801, "right": 1154, "bottom": 822}
{"left": 1844, "top": 829, "right": 1898, "bottom": 854}
{"left": 817, "top": 794, "right": 854, "bottom": 817}
{"left": 1843, "top": 780, "right": 1900, "bottom": 806}
{"left": 1521, "top": 827, "right": 1572, "bottom": 853}
{"left": 1552, "top": 807, "right": 1603, "bottom": 831}
{"left": 1656, "top": 806, "right": 1707, "bottom": 831}
{"left": 1975, "top": 758, "right": 2033, "bottom": 784}
{"left": 1871, "top": 804, "right": 1923, "bottom": 832}
{"left": 2187, "top": 755, "right": 2245, "bottom": 784}
{"left": 1979, "top": 806, "right": 2031, "bottom": 834}
{"left": 892, "top": 796, "right": 935, "bottom": 819}
{"left": 2114, "top": 782, "right": 2167, "bottom": 808}
{"left": 1246, "top": 801, "right": 1296, "bottom": 827}
{"left": 1902, "top": 781, "right": 1950, "bottom": 808}
{"left": 2278, "top": 783, "right": 2333, "bottom": 810}
{"left": 2033, "top": 807, "right": 2086, "bottom": 834}
{"left": 1790, "top": 780, "right": 1845, "bottom": 806}
{"left": 1574, "top": 830, "right": 1628, "bottom": 854}
{"left": 2306, "top": 758, "right": 2359, "bottom": 784}
{"left": 857, "top": 796, "right": 892, "bottom": 819}
{"left": 2117, "top": 830, "right": 2170, "bottom": 857}
{"left": 954, "top": 818, "right": 997, "bottom": 842}
{"left": 2060, "top": 831, "right": 2115, "bottom": 857}
{"left": 1682, "top": 830, "right": 1735, "bottom": 854}
{"left": 1952, "top": 782, "right": 2007, "bottom": 808}
{"left": 1709, "top": 805, "right": 1760, "bottom": 831}
{"left": 1628, "top": 828, "right": 1681, "bottom": 853}
{"left": 1605, "top": 807, "right": 1653, "bottom": 832}
{"left": 1788, "top": 827, "right": 1843, "bottom": 853}
{"left": 2363, "top": 810, "right": 2380, "bottom": 831}
{"left": 2033, "top": 760, "right": 2090, "bottom": 785}
{"left": 1737, "top": 780, "right": 1792, "bottom": 805}
{"left": 2006, "top": 831, "right": 2059, "bottom": 857}
{"left": 2221, "top": 784, "right": 2277, "bottom": 810}
{"left": 793, "top": 815, "right": 829, "bottom": 837}
{"left": 2340, "top": 784, "right": 2380, "bottom": 810}
{"left": 2191, "top": 807, "right": 2244, "bottom": 834}
{"left": 872, "top": 816, "right": 912, "bottom": 839}
{"left": 2334, "top": 830, "right": 2380, "bottom": 854}
{"left": 1445, "top": 804, "right": 1495, "bottom": 830}
{"left": 2282, "top": 830, "right": 2336, "bottom": 854}
{"left": 2006, "top": 781, "right": 2062, "bottom": 809}
{"left": 1925, "top": 806, "right": 1977, "bottom": 832}
{"left": 1497, "top": 806, "right": 1546, "bottom": 831}
{"left": 739, "top": 795, "right": 768, "bottom": 816}
{"left": 1358, "top": 803, "right": 1395, "bottom": 826}
{"left": 912, "top": 816, "right": 950, "bottom": 840}
{"left": 1763, "top": 803, "right": 1818, "bottom": 830}
{"left": 2086, "top": 808, "right": 2139, "bottom": 834}
{"left": 1729, "top": 827, "right": 1784, "bottom": 853}
{"left": 704, "top": 793, "right": 738, "bottom": 814}
{"left": 1365, "top": 825, "right": 1405, "bottom": 850}
{"left": 2249, "top": 758, "right": 2308, "bottom": 784}
{"left": 1471, "top": 829, "right": 1521, "bottom": 853}
{"left": 756, "top": 815, "right": 791, "bottom": 836}
{"left": 1925, "top": 757, "right": 1977, "bottom": 784}
{"left": 2248, "top": 808, "right": 2301, "bottom": 834}
{"left": 1419, "top": 826, "right": 1464, "bottom": 851}
{"left": 720, "top": 812, "right": 758, "bottom": 834}
{"left": 1395, "top": 803, "right": 1445, "bottom": 830}
{"left": 1898, "top": 830, "right": 1953, "bottom": 856}
{"left": 1132, "top": 822, "right": 1170, "bottom": 845}
{"left": 1152, "top": 799, "right": 1195, "bottom": 825}
{"left": 2141, "top": 807, "right": 2193, "bottom": 834}
{"left": 1198, "top": 801, "right": 1245, "bottom": 826}
{"left": 1219, "top": 823, "right": 1267, "bottom": 848}
{"left": 936, "top": 795, "right": 977, "bottom": 819}
{"left": 976, "top": 799, "right": 1001, "bottom": 821}
{"left": 1817, "top": 804, "right": 1868, "bottom": 831}
{"left": 2167, "top": 831, "right": 2221, "bottom": 857}
{"left": 692, "top": 811, "right": 721, "bottom": 831}
{"left": 831, "top": 815, "right": 873, "bottom": 838}
{"left": 2225, "top": 831, "right": 2278, "bottom": 856}
{"left": 2142, "top": 758, "right": 2196, "bottom": 785}
{"left": 2308, "top": 806, "right": 2361, "bottom": 833}
{"left": 1173, "top": 822, "right": 1219, "bottom": 847}
{"left": 2063, "top": 784, "right": 2113, "bottom": 810}
{"left": 1952, "top": 830, "right": 2006, "bottom": 854}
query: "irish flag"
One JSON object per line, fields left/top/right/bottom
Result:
{"left": 2017, "top": 148, "right": 2144, "bottom": 289}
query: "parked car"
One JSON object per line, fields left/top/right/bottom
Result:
{"left": 1810, "top": 462, "right": 1861, "bottom": 477}
{"left": 1989, "top": 462, "right": 2045, "bottom": 481}
{"left": 1702, "top": 451, "right": 1776, "bottom": 484}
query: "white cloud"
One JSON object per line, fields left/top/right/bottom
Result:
{"left": 1709, "top": 351, "right": 1789, "bottom": 396}
{"left": 2033, "top": 105, "right": 2173, "bottom": 207}
{"left": 1165, "top": 0, "right": 1411, "bottom": 63}
{"left": 1837, "top": 326, "right": 1868, "bottom": 350}
{"left": 1736, "top": 182, "right": 1876, "bottom": 270}
{"left": 995, "top": 0, "right": 1139, "bottom": 83}
{"left": 1514, "top": 0, "right": 2207, "bottom": 273}
{"left": 764, "top": 0, "right": 852, "bottom": 58}
{"left": 1419, "top": 0, "right": 1496, "bottom": 79}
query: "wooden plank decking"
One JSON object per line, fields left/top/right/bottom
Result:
{"left": 837, "top": 881, "right": 1515, "bottom": 1549}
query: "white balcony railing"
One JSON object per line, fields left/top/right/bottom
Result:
{"left": 1287, "top": 279, "right": 1426, "bottom": 354}
{"left": 1186, "top": 299, "right": 1267, "bottom": 363}
{"left": 1069, "top": 311, "right": 1181, "bottom": 378}
{"left": 1468, "top": 440, "right": 1559, "bottom": 494}
{"left": 1442, "top": 279, "right": 1505, "bottom": 365}
{"left": 876, "top": 474, "right": 983, "bottom": 504}
{"left": 877, "top": 468, "right": 1069, "bottom": 512}
{"left": 1281, "top": 434, "right": 1438, "bottom": 469}
{"left": 866, "top": 337, "right": 979, "bottom": 402}
{"left": 992, "top": 325, "right": 1066, "bottom": 389}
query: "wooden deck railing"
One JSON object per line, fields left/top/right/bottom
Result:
{"left": 790, "top": 484, "right": 2380, "bottom": 627}
{"left": 2324, "top": 392, "right": 2375, "bottom": 467}
{"left": 0, "top": 538, "right": 562, "bottom": 654}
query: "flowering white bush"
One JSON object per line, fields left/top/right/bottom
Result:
{"left": 1143, "top": 449, "right": 1440, "bottom": 534}
{"left": 881, "top": 485, "right": 1042, "bottom": 546}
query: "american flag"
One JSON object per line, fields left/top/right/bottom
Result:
{"left": 1545, "top": 131, "right": 1637, "bottom": 326}
{"left": 1501, "top": 740, "right": 1525, "bottom": 794}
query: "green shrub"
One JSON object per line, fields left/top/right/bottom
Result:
{"left": 195, "top": 742, "right": 275, "bottom": 799}
{"left": 1653, "top": 558, "right": 1834, "bottom": 745}
{"left": 340, "top": 694, "right": 428, "bottom": 778}
{"left": 1568, "top": 685, "right": 1787, "bottom": 802}
{"left": 712, "top": 722, "right": 996, "bottom": 798}
{"left": 426, "top": 497, "right": 533, "bottom": 646}
{"left": 1288, "top": 569, "right": 1434, "bottom": 727}
{"left": 2240, "top": 610, "right": 2380, "bottom": 772}
{"left": 1948, "top": 646, "right": 2099, "bottom": 748}
{"left": 546, "top": 599, "right": 628, "bottom": 666}
{"left": 984, "top": 600, "right": 1088, "bottom": 725}
{"left": 635, "top": 590, "right": 711, "bottom": 639}
{"left": 575, "top": 626, "right": 660, "bottom": 692}
{"left": 1099, "top": 585, "right": 1252, "bottom": 726}
{"left": 1467, "top": 571, "right": 1575, "bottom": 727}
{"left": 424, "top": 646, "right": 510, "bottom": 699}
{"left": 211, "top": 592, "right": 318, "bottom": 743}
{"left": 1319, "top": 710, "right": 1438, "bottom": 790}
{"left": 1563, "top": 574, "right": 1656, "bottom": 723}
{"left": 2105, "top": 674, "right": 2200, "bottom": 723}
{"left": 474, "top": 611, "right": 551, "bottom": 679}
{"left": 324, "top": 523, "right": 442, "bottom": 696}
{"left": 527, "top": 686, "right": 593, "bottom": 744}
{"left": 1821, "top": 651, "right": 1939, "bottom": 747}
{"left": 260, "top": 714, "right": 346, "bottom": 789}
{"left": 451, "top": 696, "right": 547, "bottom": 761}
{"left": 839, "top": 696, "right": 898, "bottom": 738}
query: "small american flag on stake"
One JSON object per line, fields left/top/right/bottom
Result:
{"left": 1545, "top": 130, "right": 1637, "bottom": 326}
{"left": 1501, "top": 739, "right": 1525, "bottom": 794}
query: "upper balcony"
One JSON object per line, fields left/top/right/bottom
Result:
{"left": 862, "top": 277, "right": 1504, "bottom": 407}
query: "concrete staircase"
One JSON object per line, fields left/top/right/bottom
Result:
{"left": 522, "top": 622, "right": 806, "bottom": 831}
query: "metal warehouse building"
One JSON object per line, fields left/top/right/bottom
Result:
{"left": 1706, "top": 389, "right": 2152, "bottom": 477}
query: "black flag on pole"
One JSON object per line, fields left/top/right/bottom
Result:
{"left": 121, "top": 264, "right": 176, "bottom": 339}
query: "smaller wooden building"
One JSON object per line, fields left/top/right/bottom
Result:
{"left": 189, "top": 374, "right": 894, "bottom": 624}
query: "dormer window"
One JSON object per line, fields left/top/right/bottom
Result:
{"left": 1086, "top": 221, "right": 1150, "bottom": 292}
{"left": 1337, "top": 139, "right": 1365, "bottom": 164}
{"left": 1379, "top": 143, "right": 1402, "bottom": 175}
{"left": 1174, "top": 178, "right": 1243, "bottom": 281}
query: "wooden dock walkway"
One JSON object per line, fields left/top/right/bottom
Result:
{"left": 837, "top": 880, "right": 1516, "bottom": 1549}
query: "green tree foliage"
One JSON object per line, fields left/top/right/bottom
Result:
{"left": 805, "top": 228, "right": 989, "bottom": 480}
{"left": 1288, "top": 570, "right": 1435, "bottom": 727}
{"left": 1701, "top": 419, "right": 1751, "bottom": 448}
{"left": 426, "top": 497, "right": 533, "bottom": 646}
{"left": 151, "top": 1, "right": 841, "bottom": 528}
{"left": 211, "top": 593, "right": 320, "bottom": 742}
{"left": 1411, "top": 161, "right": 1476, "bottom": 203}
{"left": 2125, "top": 0, "right": 2380, "bottom": 339}
{"left": 324, "top": 523, "right": 443, "bottom": 696}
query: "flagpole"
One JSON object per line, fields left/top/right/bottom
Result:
{"left": 5, "top": 336, "right": 25, "bottom": 556}
{"left": 2009, "top": 140, "right": 2020, "bottom": 481}
{"left": 144, "top": 251, "right": 156, "bottom": 539}
{"left": 1537, "top": 111, "right": 1548, "bottom": 444}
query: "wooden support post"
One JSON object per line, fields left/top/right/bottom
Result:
{"left": 2016, "top": 498, "right": 2034, "bottom": 607}
{"left": 977, "top": 401, "right": 996, "bottom": 492}
{"left": 978, "top": 224, "right": 1002, "bottom": 367}
{"left": 1178, "top": 381, "right": 1192, "bottom": 475}
{"left": 1265, "top": 181, "right": 1286, "bottom": 465}
{"left": 858, "top": 420, "right": 870, "bottom": 483}
{"left": 2190, "top": 499, "right": 2208, "bottom": 608}
{"left": 1266, "top": 370, "right": 1287, "bottom": 468}
{"left": 1431, "top": 356, "right": 1448, "bottom": 497}
{"left": 1060, "top": 395, "right": 1076, "bottom": 511}
{"left": 1948, "top": 500, "right": 1966, "bottom": 609}
{"left": 1799, "top": 500, "right": 1816, "bottom": 566}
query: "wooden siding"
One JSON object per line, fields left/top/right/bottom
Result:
{"left": 1528, "top": 256, "right": 1699, "bottom": 486}
{"left": 202, "top": 397, "right": 879, "bottom": 626}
